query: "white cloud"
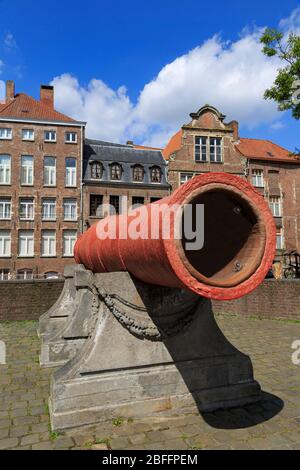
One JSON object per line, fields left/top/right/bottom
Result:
{"left": 51, "top": 8, "right": 298, "bottom": 147}
{"left": 279, "top": 6, "right": 300, "bottom": 32}
{"left": 4, "top": 33, "right": 17, "bottom": 51}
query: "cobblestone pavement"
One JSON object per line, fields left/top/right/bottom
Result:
{"left": 0, "top": 315, "right": 300, "bottom": 450}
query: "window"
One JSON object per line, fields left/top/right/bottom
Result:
{"left": 0, "top": 128, "right": 12, "bottom": 140}
{"left": 195, "top": 136, "right": 207, "bottom": 162}
{"left": 19, "top": 198, "right": 34, "bottom": 220}
{"left": 65, "top": 132, "right": 77, "bottom": 143}
{"left": 180, "top": 173, "right": 193, "bottom": 185}
{"left": 110, "top": 163, "right": 122, "bottom": 180}
{"left": 132, "top": 165, "right": 144, "bottom": 182}
{"left": 63, "top": 198, "right": 77, "bottom": 220}
{"left": 0, "top": 198, "right": 11, "bottom": 220}
{"left": 63, "top": 230, "right": 77, "bottom": 257}
{"left": 252, "top": 169, "right": 264, "bottom": 188}
{"left": 269, "top": 196, "right": 281, "bottom": 217}
{"left": 90, "top": 195, "right": 103, "bottom": 217}
{"left": 150, "top": 197, "right": 161, "bottom": 203}
{"left": 0, "top": 230, "right": 11, "bottom": 257}
{"left": 209, "top": 137, "right": 222, "bottom": 162}
{"left": 0, "top": 155, "right": 11, "bottom": 184}
{"left": 110, "top": 195, "right": 120, "bottom": 215}
{"left": 42, "top": 230, "right": 56, "bottom": 256}
{"left": 276, "top": 228, "right": 284, "bottom": 250}
{"left": 42, "top": 198, "right": 56, "bottom": 220}
{"left": 18, "top": 230, "right": 34, "bottom": 257}
{"left": 132, "top": 196, "right": 144, "bottom": 208}
{"left": 90, "top": 162, "right": 103, "bottom": 180}
{"left": 0, "top": 269, "right": 10, "bottom": 281}
{"left": 150, "top": 166, "right": 161, "bottom": 183}
{"left": 17, "top": 269, "right": 33, "bottom": 280}
{"left": 44, "top": 130, "right": 56, "bottom": 142}
{"left": 22, "top": 129, "right": 34, "bottom": 141}
{"left": 44, "top": 157, "right": 56, "bottom": 186}
{"left": 65, "top": 158, "right": 76, "bottom": 187}
{"left": 44, "top": 271, "right": 59, "bottom": 279}
{"left": 21, "top": 155, "right": 34, "bottom": 185}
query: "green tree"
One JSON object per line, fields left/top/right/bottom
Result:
{"left": 260, "top": 28, "right": 300, "bottom": 119}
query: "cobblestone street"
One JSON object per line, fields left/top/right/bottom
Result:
{"left": 0, "top": 314, "right": 300, "bottom": 450}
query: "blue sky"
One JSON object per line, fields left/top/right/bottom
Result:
{"left": 0, "top": 0, "right": 299, "bottom": 150}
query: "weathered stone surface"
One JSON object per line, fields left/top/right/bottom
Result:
{"left": 49, "top": 270, "right": 260, "bottom": 431}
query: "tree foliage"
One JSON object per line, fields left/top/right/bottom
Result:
{"left": 260, "top": 28, "right": 300, "bottom": 119}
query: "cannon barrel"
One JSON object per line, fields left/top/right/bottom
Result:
{"left": 74, "top": 173, "right": 276, "bottom": 300}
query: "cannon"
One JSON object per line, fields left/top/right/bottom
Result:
{"left": 48, "top": 173, "right": 276, "bottom": 430}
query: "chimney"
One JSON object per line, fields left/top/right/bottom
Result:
{"left": 6, "top": 80, "right": 15, "bottom": 103}
{"left": 229, "top": 120, "right": 239, "bottom": 141}
{"left": 40, "top": 84, "right": 54, "bottom": 109}
{"left": 126, "top": 140, "right": 134, "bottom": 146}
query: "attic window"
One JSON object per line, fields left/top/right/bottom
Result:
{"left": 21, "top": 109, "right": 29, "bottom": 113}
{"left": 267, "top": 151, "right": 274, "bottom": 157}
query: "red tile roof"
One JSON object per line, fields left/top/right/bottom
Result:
{"left": 133, "top": 143, "right": 162, "bottom": 151}
{"left": 162, "top": 129, "right": 183, "bottom": 160}
{"left": 236, "top": 138, "right": 296, "bottom": 163}
{"left": 0, "top": 93, "right": 77, "bottom": 123}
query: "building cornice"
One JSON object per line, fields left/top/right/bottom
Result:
{"left": 0, "top": 116, "right": 86, "bottom": 127}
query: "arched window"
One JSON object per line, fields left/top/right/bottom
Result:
{"left": 132, "top": 165, "right": 144, "bottom": 182}
{"left": 17, "top": 269, "right": 33, "bottom": 280}
{"left": 150, "top": 166, "right": 162, "bottom": 183}
{"left": 110, "top": 163, "right": 122, "bottom": 180}
{"left": 44, "top": 271, "right": 59, "bottom": 279}
{"left": 90, "top": 161, "right": 103, "bottom": 179}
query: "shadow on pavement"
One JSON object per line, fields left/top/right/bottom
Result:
{"left": 201, "top": 391, "right": 284, "bottom": 429}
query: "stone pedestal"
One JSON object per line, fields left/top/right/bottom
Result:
{"left": 38, "top": 265, "right": 77, "bottom": 339}
{"left": 49, "top": 271, "right": 261, "bottom": 431}
{"left": 40, "top": 267, "right": 98, "bottom": 368}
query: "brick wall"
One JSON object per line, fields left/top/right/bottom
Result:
{"left": 0, "top": 279, "right": 64, "bottom": 321}
{"left": 213, "top": 279, "right": 300, "bottom": 321}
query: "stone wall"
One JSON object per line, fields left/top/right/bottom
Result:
{"left": 0, "top": 279, "right": 64, "bottom": 321}
{"left": 1, "top": 278, "right": 300, "bottom": 322}
{"left": 213, "top": 279, "right": 300, "bottom": 321}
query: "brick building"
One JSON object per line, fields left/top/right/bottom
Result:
{"left": 163, "top": 104, "right": 300, "bottom": 256}
{"left": 82, "top": 139, "right": 169, "bottom": 228}
{"left": 0, "top": 81, "right": 85, "bottom": 280}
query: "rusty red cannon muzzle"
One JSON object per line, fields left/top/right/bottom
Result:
{"left": 74, "top": 173, "right": 276, "bottom": 300}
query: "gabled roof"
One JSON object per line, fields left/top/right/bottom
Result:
{"left": 236, "top": 138, "right": 296, "bottom": 163}
{"left": 162, "top": 129, "right": 183, "bottom": 160}
{"left": 0, "top": 93, "right": 78, "bottom": 123}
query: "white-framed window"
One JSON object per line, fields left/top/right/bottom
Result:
{"left": 22, "top": 129, "right": 34, "bottom": 141}
{"left": 19, "top": 198, "right": 34, "bottom": 220}
{"left": 252, "top": 169, "right": 264, "bottom": 188}
{"left": 44, "top": 130, "right": 56, "bottom": 142}
{"left": 65, "top": 132, "right": 77, "bottom": 143}
{"left": 195, "top": 136, "right": 207, "bottom": 162}
{"left": 42, "top": 198, "right": 56, "bottom": 220}
{"left": 63, "top": 230, "right": 77, "bottom": 257}
{"left": 0, "top": 269, "right": 10, "bottom": 280}
{"left": 41, "top": 230, "right": 56, "bottom": 257}
{"left": 0, "top": 198, "right": 11, "bottom": 220}
{"left": 44, "top": 156, "right": 56, "bottom": 186}
{"left": 44, "top": 271, "right": 59, "bottom": 279}
{"left": 269, "top": 196, "right": 281, "bottom": 217}
{"left": 276, "top": 228, "right": 284, "bottom": 250}
{"left": 17, "top": 269, "right": 33, "bottom": 280}
{"left": 0, "top": 230, "right": 11, "bottom": 257}
{"left": 63, "top": 198, "right": 77, "bottom": 220}
{"left": 21, "top": 155, "right": 34, "bottom": 185}
{"left": 0, "top": 128, "right": 12, "bottom": 140}
{"left": 18, "top": 230, "right": 34, "bottom": 257}
{"left": 209, "top": 137, "right": 222, "bottom": 162}
{"left": 65, "top": 158, "right": 76, "bottom": 187}
{"left": 180, "top": 173, "right": 194, "bottom": 185}
{"left": 0, "top": 155, "right": 11, "bottom": 184}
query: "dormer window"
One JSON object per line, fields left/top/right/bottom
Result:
{"left": 132, "top": 165, "right": 144, "bottom": 182}
{"left": 90, "top": 161, "right": 103, "bottom": 180}
{"left": 110, "top": 163, "right": 122, "bottom": 180}
{"left": 150, "top": 166, "right": 162, "bottom": 183}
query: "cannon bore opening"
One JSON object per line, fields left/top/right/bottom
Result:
{"left": 180, "top": 185, "right": 266, "bottom": 288}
